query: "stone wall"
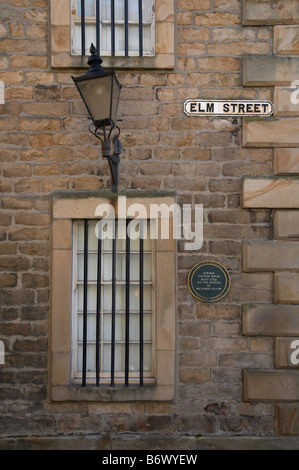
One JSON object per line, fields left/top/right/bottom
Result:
{"left": 0, "top": 0, "right": 298, "bottom": 449}
{"left": 242, "top": 0, "right": 299, "bottom": 437}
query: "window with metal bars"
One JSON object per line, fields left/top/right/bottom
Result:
{"left": 72, "top": 0, "right": 155, "bottom": 57}
{"left": 72, "top": 219, "right": 154, "bottom": 387}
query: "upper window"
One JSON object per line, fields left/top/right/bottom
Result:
{"left": 50, "top": 0, "right": 174, "bottom": 69}
{"left": 72, "top": 0, "right": 155, "bottom": 57}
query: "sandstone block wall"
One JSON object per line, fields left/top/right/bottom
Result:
{"left": 242, "top": 0, "right": 299, "bottom": 437}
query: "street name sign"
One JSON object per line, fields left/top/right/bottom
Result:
{"left": 184, "top": 99, "right": 273, "bottom": 117}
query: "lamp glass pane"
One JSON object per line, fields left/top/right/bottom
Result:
{"left": 111, "top": 74, "right": 121, "bottom": 123}
{"left": 76, "top": 75, "right": 113, "bottom": 124}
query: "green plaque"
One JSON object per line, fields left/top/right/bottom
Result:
{"left": 187, "top": 260, "right": 231, "bottom": 303}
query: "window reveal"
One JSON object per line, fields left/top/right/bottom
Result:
{"left": 72, "top": 219, "right": 154, "bottom": 386}
{"left": 72, "top": 0, "right": 155, "bottom": 57}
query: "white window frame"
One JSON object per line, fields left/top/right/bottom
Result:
{"left": 71, "top": 219, "right": 156, "bottom": 385}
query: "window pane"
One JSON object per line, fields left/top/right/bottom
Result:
{"left": 77, "top": 221, "right": 98, "bottom": 251}
{"left": 101, "top": 25, "right": 125, "bottom": 53}
{"left": 128, "top": 25, "right": 151, "bottom": 52}
{"left": 103, "top": 285, "right": 126, "bottom": 311}
{"left": 103, "top": 253, "right": 127, "bottom": 281}
{"left": 101, "top": 0, "right": 110, "bottom": 21}
{"left": 77, "top": 313, "right": 97, "bottom": 341}
{"left": 103, "top": 313, "right": 152, "bottom": 342}
{"left": 128, "top": 0, "right": 138, "bottom": 22}
{"left": 143, "top": 0, "right": 152, "bottom": 22}
{"left": 77, "top": 0, "right": 96, "bottom": 18}
{"left": 102, "top": 253, "right": 151, "bottom": 282}
{"left": 130, "top": 284, "right": 152, "bottom": 311}
{"left": 85, "top": 24, "right": 97, "bottom": 51}
{"left": 77, "top": 253, "right": 98, "bottom": 281}
{"left": 102, "top": 284, "right": 151, "bottom": 311}
{"left": 116, "top": 221, "right": 127, "bottom": 250}
{"left": 115, "top": 0, "right": 125, "bottom": 21}
{"left": 103, "top": 344, "right": 125, "bottom": 372}
{"left": 77, "top": 344, "right": 96, "bottom": 373}
{"left": 130, "top": 253, "right": 152, "bottom": 281}
{"left": 129, "top": 344, "right": 152, "bottom": 371}
{"left": 103, "top": 313, "right": 126, "bottom": 341}
{"left": 129, "top": 313, "right": 152, "bottom": 341}
{"left": 101, "top": 221, "right": 115, "bottom": 251}
{"left": 77, "top": 284, "right": 97, "bottom": 311}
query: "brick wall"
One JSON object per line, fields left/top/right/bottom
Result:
{"left": 0, "top": 0, "right": 298, "bottom": 449}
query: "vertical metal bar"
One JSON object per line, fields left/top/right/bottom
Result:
{"left": 125, "top": 219, "right": 130, "bottom": 386}
{"left": 81, "top": 0, "right": 85, "bottom": 56}
{"left": 138, "top": 0, "right": 143, "bottom": 57}
{"left": 96, "top": 234, "right": 102, "bottom": 386}
{"left": 96, "top": 0, "right": 100, "bottom": 55}
{"left": 124, "top": 0, "right": 129, "bottom": 56}
{"left": 111, "top": 0, "right": 115, "bottom": 56}
{"left": 111, "top": 220, "right": 116, "bottom": 386}
{"left": 139, "top": 220, "right": 144, "bottom": 387}
{"left": 82, "top": 219, "right": 88, "bottom": 387}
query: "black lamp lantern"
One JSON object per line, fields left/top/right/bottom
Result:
{"left": 72, "top": 44, "right": 122, "bottom": 190}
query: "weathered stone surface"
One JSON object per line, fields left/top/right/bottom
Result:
{"left": 243, "top": 118, "right": 299, "bottom": 147}
{"left": 275, "top": 338, "right": 299, "bottom": 368}
{"left": 196, "top": 435, "right": 299, "bottom": 449}
{"left": 274, "top": 210, "right": 299, "bottom": 238}
{"left": 243, "top": 56, "right": 299, "bottom": 86}
{"left": 274, "top": 273, "right": 299, "bottom": 304}
{"left": 243, "top": 304, "right": 299, "bottom": 336}
{"left": 243, "top": 240, "right": 299, "bottom": 271}
{"left": 243, "top": 177, "right": 299, "bottom": 208}
{"left": 243, "top": 0, "right": 299, "bottom": 25}
{"left": 274, "top": 149, "right": 299, "bottom": 175}
{"left": 274, "top": 26, "right": 299, "bottom": 55}
{"left": 277, "top": 404, "right": 299, "bottom": 435}
{"left": 0, "top": 436, "right": 111, "bottom": 450}
{"left": 274, "top": 87, "right": 299, "bottom": 117}
{"left": 244, "top": 370, "right": 299, "bottom": 401}
{"left": 1, "top": 435, "right": 299, "bottom": 450}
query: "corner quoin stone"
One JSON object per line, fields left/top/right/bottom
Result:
{"left": 243, "top": 118, "right": 299, "bottom": 147}
{"left": 242, "top": 0, "right": 299, "bottom": 26}
{"left": 244, "top": 370, "right": 299, "bottom": 401}
{"left": 243, "top": 240, "right": 299, "bottom": 271}
{"left": 274, "top": 210, "right": 299, "bottom": 238}
{"left": 243, "top": 177, "right": 299, "bottom": 208}
{"left": 243, "top": 56, "right": 299, "bottom": 86}
{"left": 274, "top": 272, "right": 299, "bottom": 304}
{"left": 242, "top": 304, "right": 299, "bottom": 337}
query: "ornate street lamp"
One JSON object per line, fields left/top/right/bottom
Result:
{"left": 72, "top": 44, "right": 122, "bottom": 190}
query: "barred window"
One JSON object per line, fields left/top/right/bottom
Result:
{"left": 71, "top": 0, "right": 155, "bottom": 57}
{"left": 72, "top": 219, "right": 154, "bottom": 386}
{"left": 50, "top": 193, "right": 175, "bottom": 402}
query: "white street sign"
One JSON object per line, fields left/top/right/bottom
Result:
{"left": 184, "top": 99, "right": 273, "bottom": 117}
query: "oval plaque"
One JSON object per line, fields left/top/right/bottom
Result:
{"left": 187, "top": 260, "right": 231, "bottom": 303}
